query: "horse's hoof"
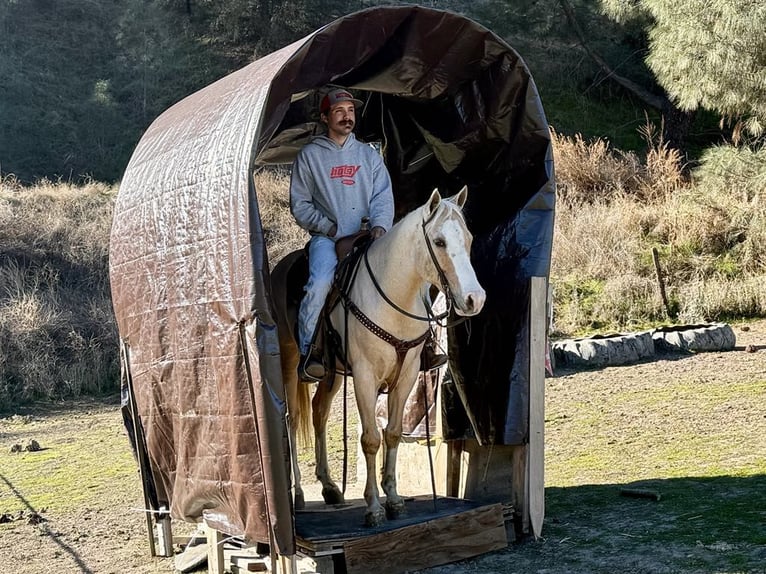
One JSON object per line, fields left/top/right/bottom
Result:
{"left": 364, "top": 508, "right": 386, "bottom": 527}
{"left": 295, "top": 492, "right": 305, "bottom": 511}
{"left": 385, "top": 499, "right": 407, "bottom": 520}
{"left": 322, "top": 485, "right": 345, "bottom": 505}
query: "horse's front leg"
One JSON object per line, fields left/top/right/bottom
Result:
{"left": 381, "top": 359, "right": 421, "bottom": 520}
{"left": 353, "top": 364, "right": 386, "bottom": 527}
{"left": 312, "top": 374, "right": 345, "bottom": 505}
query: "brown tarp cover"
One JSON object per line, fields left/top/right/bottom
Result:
{"left": 109, "top": 6, "right": 554, "bottom": 553}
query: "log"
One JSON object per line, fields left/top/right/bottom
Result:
{"left": 619, "top": 488, "right": 662, "bottom": 501}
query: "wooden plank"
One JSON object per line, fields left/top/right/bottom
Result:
{"left": 528, "top": 276, "right": 546, "bottom": 539}
{"left": 343, "top": 504, "right": 507, "bottom": 574}
{"left": 174, "top": 543, "right": 208, "bottom": 573}
{"left": 294, "top": 554, "right": 335, "bottom": 574}
{"left": 296, "top": 539, "right": 346, "bottom": 556}
{"left": 228, "top": 549, "right": 269, "bottom": 573}
{"left": 277, "top": 554, "right": 297, "bottom": 574}
{"left": 173, "top": 534, "right": 207, "bottom": 546}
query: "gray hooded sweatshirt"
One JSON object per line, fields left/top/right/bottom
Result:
{"left": 289, "top": 133, "right": 394, "bottom": 239}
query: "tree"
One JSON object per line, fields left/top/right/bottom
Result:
{"left": 557, "top": 0, "right": 696, "bottom": 155}
{"left": 601, "top": 0, "right": 766, "bottom": 141}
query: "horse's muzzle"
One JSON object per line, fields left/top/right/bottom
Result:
{"left": 455, "top": 288, "right": 486, "bottom": 316}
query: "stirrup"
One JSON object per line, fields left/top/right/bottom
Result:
{"left": 420, "top": 344, "right": 448, "bottom": 371}
{"left": 298, "top": 353, "right": 325, "bottom": 382}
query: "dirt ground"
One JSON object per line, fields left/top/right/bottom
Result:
{"left": 1, "top": 321, "right": 765, "bottom": 573}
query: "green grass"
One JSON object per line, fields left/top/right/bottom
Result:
{"left": 546, "top": 379, "right": 766, "bottom": 486}
{"left": 543, "top": 474, "right": 766, "bottom": 569}
{"left": 0, "top": 400, "right": 137, "bottom": 515}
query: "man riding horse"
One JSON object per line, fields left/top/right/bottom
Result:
{"left": 289, "top": 87, "right": 447, "bottom": 382}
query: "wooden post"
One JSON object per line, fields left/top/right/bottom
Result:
{"left": 446, "top": 439, "right": 464, "bottom": 498}
{"left": 277, "top": 554, "right": 298, "bottom": 574}
{"left": 511, "top": 445, "right": 527, "bottom": 533}
{"left": 652, "top": 247, "right": 673, "bottom": 318}
{"left": 528, "top": 276, "right": 546, "bottom": 539}
{"left": 204, "top": 522, "right": 225, "bottom": 574}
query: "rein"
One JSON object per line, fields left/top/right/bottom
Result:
{"left": 361, "top": 207, "right": 460, "bottom": 325}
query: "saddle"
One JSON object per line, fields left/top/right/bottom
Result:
{"left": 284, "top": 231, "right": 373, "bottom": 379}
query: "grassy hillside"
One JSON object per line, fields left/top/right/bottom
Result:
{"left": 551, "top": 133, "right": 766, "bottom": 334}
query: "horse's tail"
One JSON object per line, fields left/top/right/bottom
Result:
{"left": 295, "top": 382, "right": 313, "bottom": 448}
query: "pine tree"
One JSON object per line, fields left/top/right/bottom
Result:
{"left": 601, "top": 0, "right": 766, "bottom": 139}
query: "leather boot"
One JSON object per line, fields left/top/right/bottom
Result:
{"left": 419, "top": 337, "right": 448, "bottom": 371}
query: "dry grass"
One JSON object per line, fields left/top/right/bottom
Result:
{"left": 0, "top": 169, "right": 307, "bottom": 409}
{"left": 255, "top": 168, "right": 309, "bottom": 266}
{"left": 551, "top": 130, "right": 766, "bottom": 335}
{"left": 0, "top": 176, "right": 118, "bottom": 409}
{"left": 551, "top": 124, "right": 683, "bottom": 205}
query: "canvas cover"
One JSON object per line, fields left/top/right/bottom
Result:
{"left": 109, "top": 5, "right": 554, "bottom": 552}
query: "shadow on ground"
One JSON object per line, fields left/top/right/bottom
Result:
{"left": 419, "top": 474, "right": 766, "bottom": 574}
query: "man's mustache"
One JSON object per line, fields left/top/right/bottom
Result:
{"left": 340, "top": 120, "right": 354, "bottom": 127}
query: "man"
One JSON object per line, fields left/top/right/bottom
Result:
{"left": 290, "top": 87, "right": 445, "bottom": 382}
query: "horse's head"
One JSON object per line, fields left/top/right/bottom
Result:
{"left": 420, "top": 187, "right": 486, "bottom": 316}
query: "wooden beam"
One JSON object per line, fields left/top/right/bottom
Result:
{"left": 511, "top": 444, "right": 528, "bottom": 534}
{"left": 122, "top": 342, "right": 159, "bottom": 557}
{"left": 156, "top": 510, "right": 174, "bottom": 557}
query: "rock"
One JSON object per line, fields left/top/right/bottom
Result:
{"left": 10, "top": 444, "right": 22, "bottom": 453}
{"left": 25, "top": 439, "right": 41, "bottom": 452}
{"left": 26, "top": 511, "right": 46, "bottom": 525}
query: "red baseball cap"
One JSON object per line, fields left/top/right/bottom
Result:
{"left": 320, "top": 88, "right": 363, "bottom": 113}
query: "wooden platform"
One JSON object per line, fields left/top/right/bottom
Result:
{"left": 294, "top": 495, "right": 508, "bottom": 574}
{"left": 182, "top": 496, "right": 509, "bottom": 574}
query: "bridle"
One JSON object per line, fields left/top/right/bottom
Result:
{"left": 361, "top": 205, "right": 461, "bottom": 325}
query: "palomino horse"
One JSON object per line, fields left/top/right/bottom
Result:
{"left": 272, "top": 187, "right": 486, "bottom": 526}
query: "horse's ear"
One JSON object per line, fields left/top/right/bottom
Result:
{"left": 424, "top": 188, "right": 442, "bottom": 218}
{"left": 450, "top": 185, "right": 468, "bottom": 208}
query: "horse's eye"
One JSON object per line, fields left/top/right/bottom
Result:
{"left": 433, "top": 238, "right": 446, "bottom": 248}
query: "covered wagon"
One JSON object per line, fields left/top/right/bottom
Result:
{"left": 109, "top": 5, "right": 554, "bottom": 571}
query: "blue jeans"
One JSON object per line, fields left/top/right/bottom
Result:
{"left": 298, "top": 235, "right": 338, "bottom": 355}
